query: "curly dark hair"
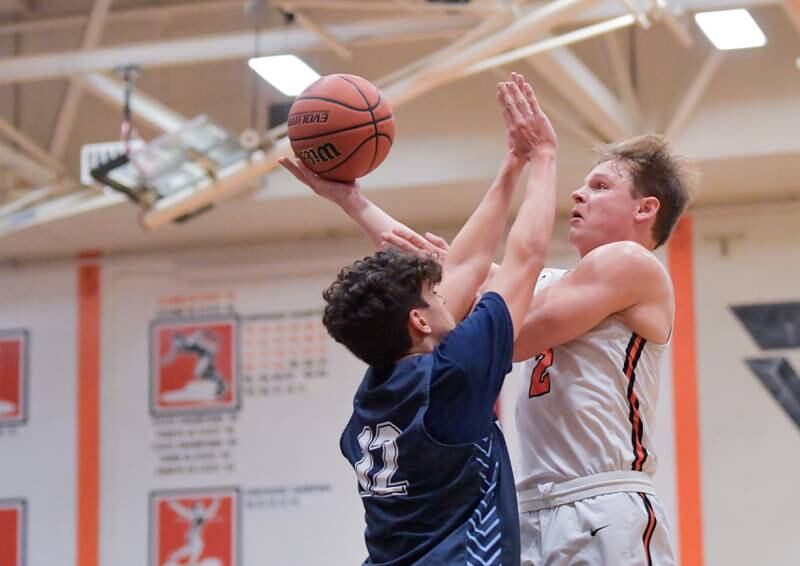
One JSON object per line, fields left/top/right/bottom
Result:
{"left": 322, "top": 249, "right": 442, "bottom": 368}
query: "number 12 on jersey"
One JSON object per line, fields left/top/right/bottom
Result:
{"left": 355, "top": 422, "right": 409, "bottom": 497}
{"left": 529, "top": 349, "right": 554, "bottom": 397}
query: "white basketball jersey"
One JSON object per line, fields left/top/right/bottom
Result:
{"left": 515, "top": 268, "right": 668, "bottom": 490}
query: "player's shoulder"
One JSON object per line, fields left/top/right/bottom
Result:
{"left": 573, "top": 242, "right": 671, "bottom": 296}
{"left": 580, "top": 241, "right": 665, "bottom": 274}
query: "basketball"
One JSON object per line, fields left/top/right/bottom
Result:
{"left": 287, "top": 74, "right": 395, "bottom": 182}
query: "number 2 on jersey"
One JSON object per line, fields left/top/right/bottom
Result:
{"left": 528, "top": 349, "right": 554, "bottom": 397}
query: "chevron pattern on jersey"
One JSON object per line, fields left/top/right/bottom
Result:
{"left": 466, "top": 437, "right": 501, "bottom": 566}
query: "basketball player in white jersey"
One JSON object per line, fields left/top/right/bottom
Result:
{"left": 280, "top": 75, "right": 695, "bottom": 565}
{"left": 505, "top": 134, "right": 694, "bottom": 566}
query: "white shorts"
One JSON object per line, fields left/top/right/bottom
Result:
{"left": 520, "top": 491, "right": 675, "bottom": 566}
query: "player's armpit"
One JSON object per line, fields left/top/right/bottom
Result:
{"left": 512, "top": 241, "right": 671, "bottom": 361}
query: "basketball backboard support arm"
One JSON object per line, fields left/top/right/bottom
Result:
{"left": 77, "top": 73, "right": 188, "bottom": 134}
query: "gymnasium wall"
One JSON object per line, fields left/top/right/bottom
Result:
{"left": 692, "top": 204, "right": 800, "bottom": 566}
{"left": 0, "top": 262, "right": 77, "bottom": 566}
{"left": 0, "top": 207, "right": 798, "bottom": 565}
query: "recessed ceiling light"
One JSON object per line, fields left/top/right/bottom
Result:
{"left": 694, "top": 9, "right": 767, "bottom": 51}
{"left": 248, "top": 55, "right": 321, "bottom": 96}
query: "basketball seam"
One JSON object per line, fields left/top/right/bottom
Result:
{"left": 293, "top": 95, "right": 371, "bottom": 112}
{"left": 289, "top": 115, "right": 394, "bottom": 142}
{"left": 316, "top": 133, "right": 394, "bottom": 176}
{"left": 339, "top": 75, "right": 380, "bottom": 174}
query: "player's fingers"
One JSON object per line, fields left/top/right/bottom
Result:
{"left": 522, "top": 80, "right": 542, "bottom": 115}
{"left": 498, "top": 86, "right": 517, "bottom": 128}
{"left": 278, "top": 157, "right": 310, "bottom": 186}
{"left": 392, "top": 227, "right": 433, "bottom": 251}
{"left": 512, "top": 72, "right": 527, "bottom": 90}
{"left": 424, "top": 232, "right": 450, "bottom": 250}
{"left": 508, "top": 81, "right": 532, "bottom": 118}
{"left": 381, "top": 232, "right": 422, "bottom": 255}
{"left": 293, "top": 158, "right": 323, "bottom": 185}
{"left": 499, "top": 82, "right": 524, "bottom": 123}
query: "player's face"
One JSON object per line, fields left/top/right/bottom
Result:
{"left": 420, "top": 282, "right": 456, "bottom": 340}
{"left": 568, "top": 160, "right": 640, "bottom": 257}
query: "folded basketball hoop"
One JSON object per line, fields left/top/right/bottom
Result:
{"left": 90, "top": 115, "right": 250, "bottom": 222}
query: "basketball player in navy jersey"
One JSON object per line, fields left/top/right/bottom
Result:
{"left": 283, "top": 79, "right": 695, "bottom": 563}
{"left": 299, "top": 75, "right": 556, "bottom": 564}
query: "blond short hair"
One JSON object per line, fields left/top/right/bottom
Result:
{"left": 596, "top": 134, "right": 698, "bottom": 247}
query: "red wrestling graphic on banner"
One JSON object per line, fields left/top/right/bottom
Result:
{"left": 150, "top": 489, "right": 238, "bottom": 566}
{"left": 150, "top": 317, "right": 239, "bottom": 415}
{"left": 0, "top": 500, "right": 25, "bottom": 566}
{"left": 0, "top": 330, "right": 27, "bottom": 426}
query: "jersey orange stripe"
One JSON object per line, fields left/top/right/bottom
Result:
{"left": 639, "top": 492, "right": 657, "bottom": 566}
{"left": 624, "top": 334, "right": 648, "bottom": 471}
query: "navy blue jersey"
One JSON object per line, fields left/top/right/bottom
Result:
{"left": 340, "top": 293, "right": 520, "bottom": 565}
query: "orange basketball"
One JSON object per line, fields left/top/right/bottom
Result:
{"left": 287, "top": 74, "right": 395, "bottom": 182}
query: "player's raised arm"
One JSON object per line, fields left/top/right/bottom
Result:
{"left": 416, "top": 73, "right": 533, "bottom": 322}
{"left": 278, "top": 156, "right": 411, "bottom": 249}
{"left": 513, "top": 240, "right": 673, "bottom": 361}
{"left": 486, "top": 78, "right": 557, "bottom": 336}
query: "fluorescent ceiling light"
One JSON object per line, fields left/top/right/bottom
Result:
{"left": 248, "top": 55, "right": 320, "bottom": 96}
{"left": 694, "top": 9, "right": 766, "bottom": 51}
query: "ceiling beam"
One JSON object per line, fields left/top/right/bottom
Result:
{"left": 288, "top": 8, "right": 353, "bottom": 60}
{"left": 49, "top": 0, "right": 113, "bottom": 160}
{"left": 665, "top": 50, "right": 725, "bottom": 140}
{"left": 0, "top": 14, "right": 475, "bottom": 84}
{"left": 603, "top": 32, "right": 642, "bottom": 127}
{"left": 0, "top": 1, "right": 243, "bottom": 38}
{"left": 0, "top": 0, "right": 780, "bottom": 40}
{"left": 525, "top": 46, "right": 636, "bottom": 141}
{"left": 0, "top": 116, "right": 64, "bottom": 174}
{"left": 377, "top": 11, "right": 514, "bottom": 88}
{"left": 654, "top": 0, "right": 693, "bottom": 47}
{"left": 382, "top": 0, "right": 606, "bottom": 107}
{"left": 287, "top": 0, "right": 498, "bottom": 13}
{"left": 0, "top": 142, "right": 58, "bottom": 186}
{"left": 0, "top": 187, "right": 53, "bottom": 218}
{"left": 463, "top": 14, "right": 637, "bottom": 78}
{"left": 785, "top": 0, "right": 800, "bottom": 33}
{"left": 430, "top": 14, "right": 639, "bottom": 141}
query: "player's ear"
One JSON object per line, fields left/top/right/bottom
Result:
{"left": 408, "top": 308, "right": 432, "bottom": 335}
{"left": 636, "top": 195, "right": 660, "bottom": 223}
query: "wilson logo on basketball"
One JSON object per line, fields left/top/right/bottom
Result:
{"left": 288, "top": 111, "right": 329, "bottom": 126}
{"left": 298, "top": 143, "right": 342, "bottom": 166}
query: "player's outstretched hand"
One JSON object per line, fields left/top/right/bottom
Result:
{"left": 497, "top": 72, "right": 557, "bottom": 160}
{"left": 381, "top": 227, "right": 450, "bottom": 266}
{"left": 279, "top": 156, "right": 360, "bottom": 204}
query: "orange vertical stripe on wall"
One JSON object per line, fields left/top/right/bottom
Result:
{"left": 78, "top": 256, "right": 101, "bottom": 566}
{"left": 667, "top": 215, "right": 705, "bottom": 566}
